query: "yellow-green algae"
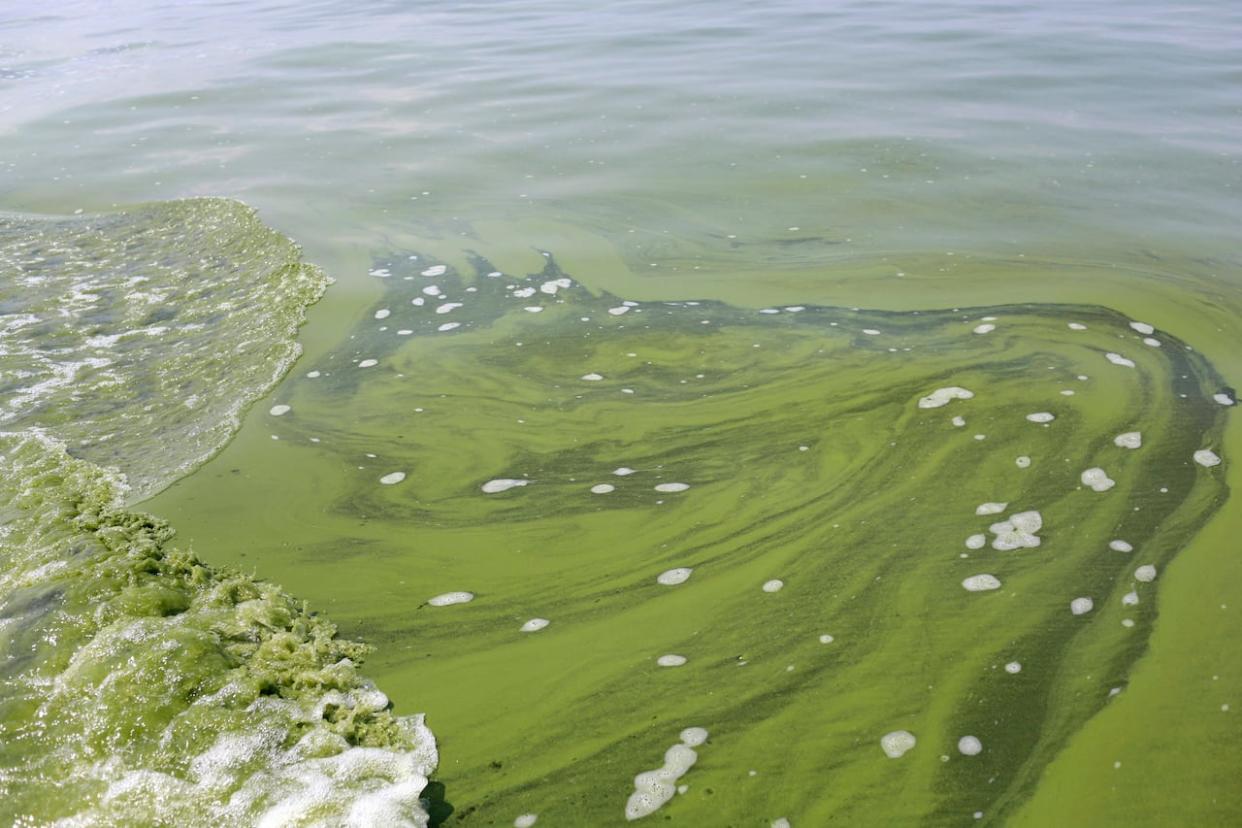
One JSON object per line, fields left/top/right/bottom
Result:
{"left": 148, "top": 250, "right": 1231, "bottom": 824}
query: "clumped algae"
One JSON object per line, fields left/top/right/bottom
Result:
{"left": 0, "top": 200, "right": 436, "bottom": 826}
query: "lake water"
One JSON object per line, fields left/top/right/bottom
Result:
{"left": 2, "top": 1, "right": 1240, "bottom": 825}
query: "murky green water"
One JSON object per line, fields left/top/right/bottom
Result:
{"left": 2, "top": 1, "right": 1241, "bottom": 825}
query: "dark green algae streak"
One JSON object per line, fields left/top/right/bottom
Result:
{"left": 147, "top": 249, "right": 1231, "bottom": 824}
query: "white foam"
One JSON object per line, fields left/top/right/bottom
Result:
{"left": 965, "top": 534, "right": 986, "bottom": 549}
{"left": 624, "top": 729, "right": 708, "bottom": 821}
{"left": 428, "top": 591, "right": 474, "bottom": 607}
{"left": 657, "top": 654, "right": 687, "bottom": 667}
{"left": 1026, "top": 412, "right": 1055, "bottom": 423}
{"left": 654, "top": 482, "right": 690, "bottom": 493}
{"left": 524, "top": 306, "right": 543, "bottom": 313}
{"left": 952, "top": 415, "right": 966, "bottom": 427}
{"left": 1109, "top": 540, "right": 1133, "bottom": 552}
{"left": 880, "top": 730, "right": 916, "bottom": 759}
{"left": 581, "top": 373, "right": 604, "bottom": 381}
{"left": 375, "top": 309, "right": 391, "bottom": 320}
{"left": 437, "top": 322, "right": 461, "bottom": 332}
{"left": 1129, "top": 321, "right": 1155, "bottom": 335}
{"left": 306, "top": 371, "right": 321, "bottom": 378}
{"left": 1214, "top": 393, "right": 1235, "bottom": 406}
{"left": 608, "top": 306, "right": 631, "bottom": 316}
{"left": 435, "top": 302, "right": 462, "bottom": 314}
{"left": 514, "top": 815, "right": 538, "bottom": 828}
{"left": 421, "top": 285, "right": 442, "bottom": 296}
{"left": 973, "top": 323, "right": 995, "bottom": 334}
{"left": 1068, "top": 322, "right": 1087, "bottom": 330}
{"left": 1114, "top": 432, "right": 1142, "bottom": 449}
{"left": 379, "top": 472, "right": 406, "bottom": 485}
{"left": 358, "top": 359, "right": 378, "bottom": 368}
{"left": 614, "top": 467, "right": 636, "bottom": 476}
{"left": 540, "top": 278, "right": 572, "bottom": 294}
{"left": 962, "top": 574, "right": 1001, "bottom": 592}
{"left": 269, "top": 404, "right": 291, "bottom": 417}
{"left": 1106, "top": 352, "right": 1136, "bottom": 368}
{"left": 590, "top": 483, "right": 615, "bottom": 494}
{"left": 958, "top": 736, "right": 983, "bottom": 756}
{"left": 1004, "top": 661, "right": 1022, "bottom": 674}
{"left": 862, "top": 329, "right": 881, "bottom": 335}
{"left": 1194, "top": 449, "right": 1221, "bottom": 467}
{"left": 762, "top": 579, "right": 784, "bottom": 593}
{"left": 1015, "top": 456, "right": 1031, "bottom": 469}
{"left": 411, "top": 297, "right": 425, "bottom": 306}
{"left": 520, "top": 618, "right": 550, "bottom": 633}
{"left": 482, "top": 478, "right": 529, "bottom": 494}
{"left": 1134, "top": 565, "right": 1157, "bottom": 582}
{"left": 990, "top": 510, "right": 1042, "bottom": 550}
{"left": 513, "top": 287, "right": 536, "bottom": 299}
{"left": 1081, "top": 467, "right": 1115, "bottom": 492}
{"left": 975, "top": 502, "right": 1008, "bottom": 516}
{"left": 420, "top": 265, "right": 447, "bottom": 277}
{"left": 771, "top": 819, "right": 791, "bottom": 828}
{"left": 918, "top": 386, "right": 974, "bottom": 409}
{"left": 1070, "top": 597, "right": 1094, "bottom": 615}
{"left": 657, "top": 568, "right": 693, "bottom": 586}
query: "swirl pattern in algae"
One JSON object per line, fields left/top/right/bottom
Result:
{"left": 155, "top": 250, "right": 1231, "bottom": 825}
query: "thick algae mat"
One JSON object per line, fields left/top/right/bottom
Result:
{"left": 0, "top": 201, "right": 437, "bottom": 826}
{"left": 147, "top": 251, "right": 1232, "bottom": 824}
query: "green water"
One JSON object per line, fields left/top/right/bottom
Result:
{"left": 3, "top": 0, "right": 1242, "bottom": 825}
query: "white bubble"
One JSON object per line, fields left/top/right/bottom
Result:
{"left": 1114, "top": 432, "right": 1142, "bottom": 449}
{"left": 1109, "top": 539, "right": 1133, "bottom": 552}
{"left": 1026, "top": 412, "right": 1055, "bottom": 423}
{"left": 435, "top": 302, "right": 463, "bottom": 314}
{"left": 1068, "top": 322, "right": 1087, "bottom": 330}
{"left": 654, "top": 482, "right": 690, "bottom": 493}
{"left": 514, "top": 815, "right": 538, "bottom": 828}
{"left": 358, "top": 359, "right": 378, "bottom": 368}
{"left": 1004, "top": 661, "right": 1022, "bottom": 674}
{"left": 880, "top": 730, "right": 917, "bottom": 758}
{"left": 1015, "top": 456, "right": 1032, "bottom": 469}
{"left": 962, "top": 574, "right": 1001, "bottom": 592}
{"left": 591, "top": 483, "right": 615, "bottom": 494}
{"left": 613, "top": 467, "right": 636, "bottom": 476}
{"left": 1194, "top": 449, "right": 1221, "bottom": 467}
{"left": 429, "top": 591, "right": 474, "bottom": 606}
{"left": 482, "top": 478, "right": 529, "bottom": 494}
{"left": 975, "top": 502, "right": 1008, "bottom": 516}
{"left": 520, "top": 618, "right": 550, "bottom": 633}
{"left": 379, "top": 472, "right": 406, "bottom": 485}
{"left": 918, "top": 386, "right": 974, "bottom": 409}
{"left": 657, "top": 568, "right": 693, "bottom": 586}
{"left": 1081, "top": 467, "right": 1116, "bottom": 492}
{"left": 306, "top": 370, "right": 321, "bottom": 378}
{"left": 1070, "top": 597, "right": 1094, "bottom": 615}
{"left": 269, "top": 404, "right": 291, "bottom": 416}
{"left": 965, "top": 534, "right": 986, "bottom": 550}
{"left": 863, "top": 328, "right": 881, "bottom": 335}
{"left": 608, "top": 306, "right": 630, "bottom": 316}
{"left": 818, "top": 634, "right": 835, "bottom": 644}
{"left": 420, "top": 265, "right": 447, "bottom": 277}
{"left": 437, "top": 322, "right": 461, "bottom": 332}
{"left": 957, "top": 736, "right": 982, "bottom": 756}
{"left": 1106, "top": 352, "right": 1136, "bottom": 368}
{"left": 1214, "top": 393, "right": 1235, "bottom": 406}
{"left": 581, "top": 372, "right": 604, "bottom": 381}
{"left": 657, "top": 654, "right": 687, "bottom": 667}
{"left": 952, "top": 415, "right": 966, "bottom": 427}
{"left": 1134, "top": 565, "right": 1157, "bottom": 583}
{"left": 762, "top": 579, "right": 785, "bottom": 593}
{"left": 973, "top": 323, "right": 995, "bottom": 334}
{"left": 1129, "top": 321, "right": 1155, "bottom": 335}
{"left": 374, "top": 308, "right": 391, "bottom": 319}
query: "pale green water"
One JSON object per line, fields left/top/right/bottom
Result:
{"left": 2, "top": 1, "right": 1241, "bottom": 825}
